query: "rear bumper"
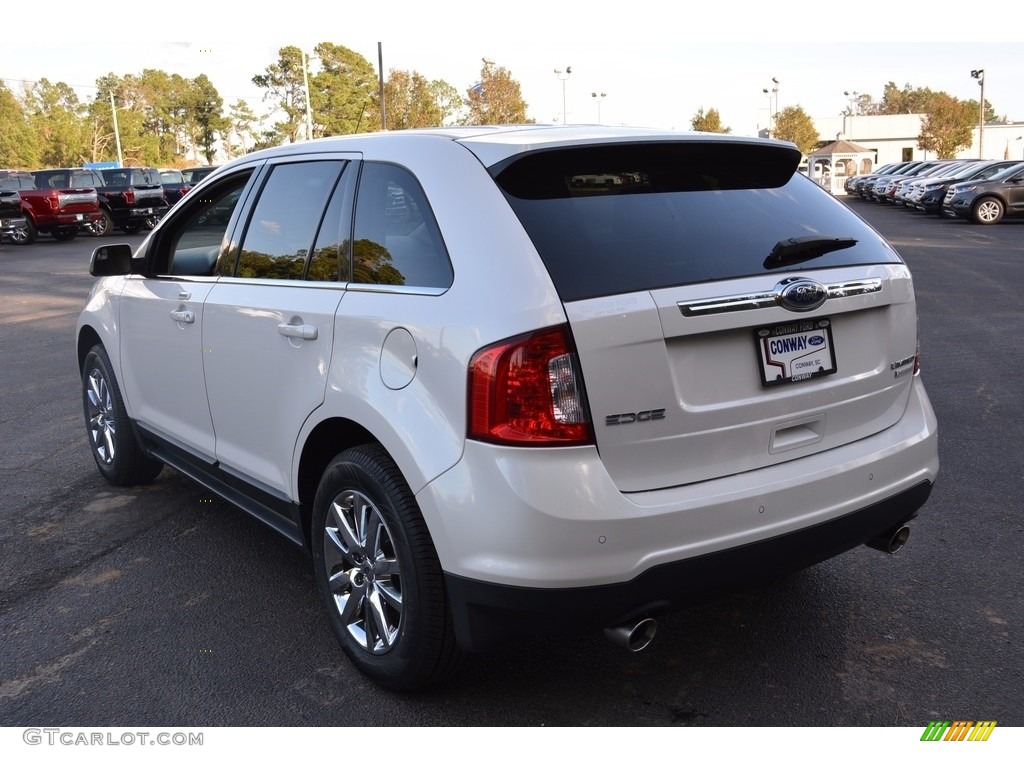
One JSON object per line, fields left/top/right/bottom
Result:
{"left": 445, "top": 480, "right": 932, "bottom": 651}
{"left": 419, "top": 376, "right": 938, "bottom": 651}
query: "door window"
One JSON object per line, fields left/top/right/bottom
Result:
{"left": 234, "top": 160, "right": 347, "bottom": 281}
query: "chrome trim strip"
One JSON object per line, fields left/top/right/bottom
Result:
{"left": 678, "top": 278, "right": 882, "bottom": 316}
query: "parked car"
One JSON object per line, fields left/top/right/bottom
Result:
{"left": 180, "top": 166, "right": 219, "bottom": 187}
{"left": 98, "top": 166, "right": 168, "bottom": 233}
{"left": 942, "top": 161, "right": 1024, "bottom": 224}
{"left": 0, "top": 186, "right": 28, "bottom": 243}
{"left": 873, "top": 161, "right": 955, "bottom": 204}
{"left": 843, "top": 162, "right": 900, "bottom": 196}
{"left": 0, "top": 169, "right": 103, "bottom": 243}
{"left": 859, "top": 161, "right": 924, "bottom": 200}
{"left": 892, "top": 161, "right": 975, "bottom": 207}
{"left": 910, "top": 160, "right": 1021, "bottom": 215}
{"left": 158, "top": 169, "right": 192, "bottom": 207}
{"left": 77, "top": 126, "right": 938, "bottom": 691}
{"left": 31, "top": 168, "right": 113, "bottom": 237}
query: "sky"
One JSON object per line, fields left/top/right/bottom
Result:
{"left": 4, "top": 4, "right": 1023, "bottom": 140}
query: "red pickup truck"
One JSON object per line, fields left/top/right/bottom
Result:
{"left": 0, "top": 170, "right": 103, "bottom": 244}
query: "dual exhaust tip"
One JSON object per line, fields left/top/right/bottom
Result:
{"left": 603, "top": 525, "right": 910, "bottom": 651}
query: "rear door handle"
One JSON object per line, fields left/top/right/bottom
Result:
{"left": 277, "top": 322, "right": 318, "bottom": 341}
{"left": 170, "top": 309, "right": 195, "bottom": 324}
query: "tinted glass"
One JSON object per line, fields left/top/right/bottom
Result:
{"left": 307, "top": 165, "right": 355, "bottom": 282}
{"left": 101, "top": 169, "right": 128, "bottom": 186}
{"left": 164, "top": 172, "right": 254, "bottom": 277}
{"left": 235, "top": 160, "right": 345, "bottom": 280}
{"left": 495, "top": 142, "right": 903, "bottom": 302}
{"left": 352, "top": 162, "right": 453, "bottom": 288}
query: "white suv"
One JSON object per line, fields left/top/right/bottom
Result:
{"left": 77, "top": 126, "right": 939, "bottom": 690}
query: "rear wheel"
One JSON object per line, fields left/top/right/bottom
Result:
{"left": 312, "top": 445, "right": 462, "bottom": 691}
{"left": 81, "top": 344, "right": 164, "bottom": 485}
{"left": 971, "top": 197, "right": 1004, "bottom": 225}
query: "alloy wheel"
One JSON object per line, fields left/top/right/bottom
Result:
{"left": 322, "top": 489, "right": 404, "bottom": 654}
{"left": 86, "top": 368, "right": 116, "bottom": 464}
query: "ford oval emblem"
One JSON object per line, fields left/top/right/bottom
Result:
{"left": 808, "top": 335, "right": 825, "bottom": 346}
{"left": 777, "top": 279, "right": 828, "bottom": 312}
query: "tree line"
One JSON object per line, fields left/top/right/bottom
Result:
{"left": 0, "top": 44, "right": 530, "bottom": 170}
{"left": 0, "top": 44, "right": 1003, "bottom": 169}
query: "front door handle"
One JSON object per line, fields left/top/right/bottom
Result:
{"left": 277, "top": 322, "right": 318, "bottom": 341}
{"left": 170, "top": 309, "right": 195, "bottom": 324}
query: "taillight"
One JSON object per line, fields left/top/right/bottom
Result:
{"left": 468, "top": 325, "right": 592, "bottom": 445}
{"left": 46, "top": 194, "right": 60, "bottom": 212}
{"left": 124, "top": 189, "right": 135, "bottom": 205}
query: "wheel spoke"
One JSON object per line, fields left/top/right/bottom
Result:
{"left": 329, "top": 496, "right": 362, "bottom": 554}
{"left": 337, "top": 576, "right": 366, "bottom": 626}
{"left": 364, "top": 588, "right": 395, "bottom": 651}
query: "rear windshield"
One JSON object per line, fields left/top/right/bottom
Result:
{"left": 494, "top": 142, "right": 903, "bottom": 302}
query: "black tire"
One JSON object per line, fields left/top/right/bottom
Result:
{"left": 121, "top": 222, "right": 142, "bottom": 234}
{"left": 10, "top": 217, "right": 37, "bottom": 245}
{"left": 971, "top": 197, "right": 1004, "bottom": 225}
{"left": 81, "top": 344, "right": 164, "bottom": 486}
{"left": 88, "top": 209, "right": 114, "bottom": 237}
{"left": 51, "top": 225, "right": 78, "bottom": 241}
{"left": 312, "top": 444, "right": 462, "bottom": 691}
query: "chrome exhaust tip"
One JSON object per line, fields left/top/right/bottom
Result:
{"left": 866, "top": 525, "right": 910, "bottom": 554}
{"left": 604, "top": 617, "right": 657, "bottom": 652}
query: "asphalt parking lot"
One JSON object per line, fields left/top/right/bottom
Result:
{"left": 1, "top": 201, "right": 1022, "bottom": 727}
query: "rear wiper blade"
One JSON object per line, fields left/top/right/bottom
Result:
{"left": 764, "top": 236, "right": 858, "bottom": 269}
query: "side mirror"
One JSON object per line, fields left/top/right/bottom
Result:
{"left": 89, "top": 243, "right": 134, "bottom": 276}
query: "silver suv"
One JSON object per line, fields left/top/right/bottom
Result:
{"left": 77, "top": 126, "right": 939, "bottom": 690}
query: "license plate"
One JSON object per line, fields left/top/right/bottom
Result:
{"left": 755, "top": 318, "right": 837, "bottom": 386}
{"left": 141, "top": 208, "right": 154, "bottom": 215}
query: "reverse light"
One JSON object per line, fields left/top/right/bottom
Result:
{"left": 468, "top": 326, "right": 593, "bottom": 445}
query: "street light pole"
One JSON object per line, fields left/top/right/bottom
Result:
{"left": 762, "top": 77, "right": 779, "bottom": 138}
{"left": 554, "top": 67, "right": 572, "bottom": 124}
{"left": 971, "top": 69, "right": 985, "bottom": 159}
{"left": 844, "top": 90, "right": 857, "bottom": 140}
{"left": 591, "top": 91, "right": 606, "bottom": 124}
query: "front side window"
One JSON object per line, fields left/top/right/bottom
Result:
{"left": 352, "top": 162, "right": 452, "bottom": 289}
{"left": 153, "top": 170, "right": 254, "bottom": 276}
{"left": 234, "top": 160, "right": 346, "bottom": 281}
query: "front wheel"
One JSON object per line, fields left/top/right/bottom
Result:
{"left": 311, "top": 445, "right": 461, "bottom": 691}
{"left": 81, "top": 344, "right": 164, "bottom": 485}
{"left": 971, "top": 197, "right": 1004, "bottom": 225}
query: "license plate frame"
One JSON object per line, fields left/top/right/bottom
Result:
{"left": 755, "top": 317, "right": 837, "bottom": 387}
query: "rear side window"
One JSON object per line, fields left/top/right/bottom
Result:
{"left": 495, "top": 142, "right": 903, "bottom": 302}
{"left": 352, "top": 162, "right": 452, "bottom": 289}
